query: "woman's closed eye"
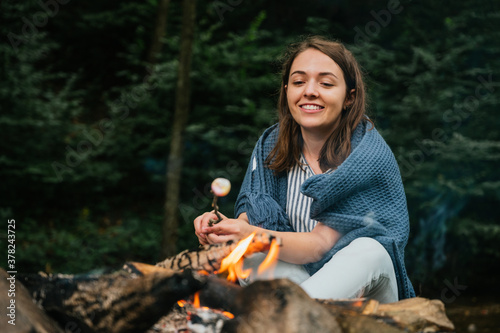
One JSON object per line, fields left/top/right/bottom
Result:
{"left": 291, "top": 80, "right": 334, "bottom": 87}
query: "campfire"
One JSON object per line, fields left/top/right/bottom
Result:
{"left": 10, "top": 231, "right": 455, "bottom": 333}
{"left": 149, "top": 231, "right": 284, "bottom": 332}
{"left": 219, "top": 232, "right": 280, "bottom": 282}
{"left": 152, "top": 231, "right": 281, "bottom": 332}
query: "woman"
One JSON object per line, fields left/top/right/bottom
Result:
{"left": 194, "top": 36, "right": 415, "bottom": 302}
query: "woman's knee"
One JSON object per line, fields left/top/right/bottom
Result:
{"left": 347, "top": 238, "right": 398, "bottom": 302}
{"left": 348, "top": 237, "right": 394, "bottom": 271}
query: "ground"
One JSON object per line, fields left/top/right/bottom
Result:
{"left": 445, "top": 296, "right": 500, "bottom": 333}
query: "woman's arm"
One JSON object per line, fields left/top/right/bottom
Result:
{"left": 273, "top": 223, "right": 341, "bottom": 264}
{"left": 201, "top": 213, "right": 341, "bottom": 265}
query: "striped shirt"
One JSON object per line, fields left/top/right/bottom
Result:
{"left": 286, "top": 155, "right": 320, "bottom": 232}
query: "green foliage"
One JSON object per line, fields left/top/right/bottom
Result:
{"left": 17, "top": 212, "right": 162, "bottom": 274}
{"left": 0, "top": 1, "right": 167, "bottom": 271}
{"left": 1, "top": 2, "right": 83, "bottom": 215}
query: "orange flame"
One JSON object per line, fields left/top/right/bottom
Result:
{"left": 193, "top": 291, "right": 200, "bottom": 308}
{"left": 217, "top": 232, "right": 281, "bottom": 283}
{"left": 197, "top": 269, "right": 211, "bottom": 276}
{"left": 257, "top": 238, "right": 280, "bottom": 274}
{"left": 352, "top": 299, "right": 364, "bottom": 308}
{"left": 222, "top": 311, "right": 235, "bottom": 319}
{"left": 180, "top": 233, "right": 281, "bottom": 322}
{"left": 219, "top": 232, "right": 255, "bottom": 282}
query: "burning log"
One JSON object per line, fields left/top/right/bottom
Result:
{"left": 123, "top": 262, "right": 243, "bottom": 313}
{"left": 222, "top": 278, "right": 344, "bottom": 333}
{"left": 17, "top": 269, "right": 206, "bottom": 333}
{"left": 198, "top": 275, "right": 241, "bottom": 311}
{"left": 154, "top": 232, "right": 279, "bottom": 274}
{"left": 0, "top": 268, "right": 64, "bottom": 333}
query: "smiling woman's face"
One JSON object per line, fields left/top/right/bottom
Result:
{"left": 286, "top": 48, "right": 351, "bottom": 138}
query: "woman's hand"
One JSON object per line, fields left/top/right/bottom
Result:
{"left": 202, "top": 218, "right": 256, "bottom": 244}
{"left": 193, "top": 211, "right": 228, "bottom": 245}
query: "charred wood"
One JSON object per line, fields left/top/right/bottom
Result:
{"left": 18, "top": 269, "right": 206, "bottom": 333}
{"left": 0, "top": 268, "right": 64, "bottom": 333}
{"left": 222, "top": 278, "right": 343, "bottom": 333}
{"left": 199, "top": 275, "right": 241, "bottom": 311}
{"left": 155, "top": 232, "right": 279, "bottom": 274}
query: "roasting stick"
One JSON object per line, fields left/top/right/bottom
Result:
{"left": 208, "top": 178, "right": 231, "bottom": 226}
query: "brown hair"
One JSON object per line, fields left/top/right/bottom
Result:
{"left": 265, "top": 36, "right": 372, "bottom": 173}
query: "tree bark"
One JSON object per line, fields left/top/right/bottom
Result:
{"left": 162, "top": 0, "right": 197, "bottom": 257}
{"left": 146, "top": 0, "right": 171, "bottom": 64}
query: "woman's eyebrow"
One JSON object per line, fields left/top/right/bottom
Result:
{"left": 290, "top": 70, "right": 306, "bottom": 77}
{"left": 290, "top": 70, "right": 338, "bottom": 79}
{"left": 319, "top": 72, "right": 338, "bottom": 79}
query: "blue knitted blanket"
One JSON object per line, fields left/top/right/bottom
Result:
{"left": 234, "top": 120, "right": 415, "bottom": 299}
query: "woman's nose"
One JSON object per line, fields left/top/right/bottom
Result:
{"left": 303, "top": 80, "right": 318, "bottom": 97}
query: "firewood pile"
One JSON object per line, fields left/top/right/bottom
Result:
{"left": 1, "top": 233, "right": 455, "bottom": 333}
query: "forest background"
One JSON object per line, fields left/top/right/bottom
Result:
{"left": 1, "top": 0, "right": 499, "bottom": 308}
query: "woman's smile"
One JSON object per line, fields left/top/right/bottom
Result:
{"left": 300, "top": 103, "right": 325, "bottom": 112}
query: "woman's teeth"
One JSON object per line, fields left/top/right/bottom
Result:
{"left": 301, "top": 105, "right": 323, "bottom": 110}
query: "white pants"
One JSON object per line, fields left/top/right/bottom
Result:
{"left": 239, "top": 237, "right": 398, "bottom": 304}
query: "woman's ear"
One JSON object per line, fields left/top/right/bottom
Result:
{"left": 284, "top": 84, "right": 288, "bottom": 92}
{"left": 345, "top": 89, "right": 355, "bottom": 107}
